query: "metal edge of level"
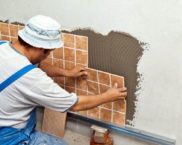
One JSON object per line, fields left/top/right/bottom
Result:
{"left": 67, "top": 112, "right": 176, "bottom": 145}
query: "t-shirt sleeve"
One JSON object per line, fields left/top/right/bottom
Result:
{"left": 17, "top": 67, "right": 78, "bottom": 112}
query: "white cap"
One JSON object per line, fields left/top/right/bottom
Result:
{"left": 18, "top": 15, "right": 63, "bottom": 49}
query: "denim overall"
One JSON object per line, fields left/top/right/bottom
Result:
{"left": 0, "top": 41, "right": 68, "bottom": 145}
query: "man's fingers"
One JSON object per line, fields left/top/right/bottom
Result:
{"left": 119, "top": 92, "right": 127, "bottom": 98}
{"left": 118, "top": 87, "right": 127, "bottom": 92}
{"left": 113, "top": 83, "right": 118, "bottom": 88}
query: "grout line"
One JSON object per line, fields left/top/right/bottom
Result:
{"left": 109, "top": 73, "right": 114, "bottom": 123}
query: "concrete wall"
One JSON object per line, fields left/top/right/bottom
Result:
{"left": 1, "top": 0, "right": 182, "bottom": 144}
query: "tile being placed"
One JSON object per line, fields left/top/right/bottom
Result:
{"left": 87, "top": 68, "right": 98, "bottom": 82}
{"left": 9, "top": 24, "right": 18, "bottom": 37}
{"left": 76, "top": 50, "right": 88, "bottom": 65}
{"left": 98, "top": 71, "right": 110, "bottom": 86}
{"left": 100, "top": 108, "right": 112, "bottom": 122}
{"left": 62, "top": 33, "right": 74, "bottom": 48}
{"left": 53, "top": 48, "right": 63, "bottom": 59}
{"left": 0, "top": 22, "right": 9, "bottom": 35}
{"left": 64, "top": 47, "right": 75, "bottom": 62}
{"left": 75, "top": 35, "right": 88, "bottom": 51}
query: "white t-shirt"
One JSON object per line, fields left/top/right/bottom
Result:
{"left": 0, "top": 42, "right": 78, "bottom": 128}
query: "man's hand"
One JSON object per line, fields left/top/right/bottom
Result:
{"left": 103, "top": 83, "right": 127, "bottom": 101}
{"left": 66, "top": 66, "right": 88, "bottom": 78}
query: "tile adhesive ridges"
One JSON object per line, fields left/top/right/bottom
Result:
{"left": 65, "top": 29, "right": 144, "bottom": 124}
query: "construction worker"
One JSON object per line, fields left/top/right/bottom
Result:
{"left": 0, "top": 15, "right": 127, "bottom": 145}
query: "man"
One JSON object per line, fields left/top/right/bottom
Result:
{"left": 0, "top": 15, "right": 127, "bottom": 145}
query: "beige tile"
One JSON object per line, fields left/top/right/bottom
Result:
{"left": 76, "top": 78, "right": 88, "bottom": 91}
{"left": 62, "top": 33, "right": 74, "bottom": 48}
{"left": 78, "top": 110, "right": 87, "bottom": 116}
{"left": 76, "top": 50, "right": 88, "bottom": 65}
{"left": 99, "top": 84, "right": 110, "bottom": 93}
{"left": 111, "top": 74, "right": 124, "bottom": 88}
{"left": 87, "top": 107, "right": 99, "bottom": 119}
{"left": 65, "top": 61, "right": 75, "bottom": 70}
{"left": 9, "top": 24, "right": 18, "bottom": 37}
{"left": 53, "top": 59, "right": 64, "bottom": 68}
{"left": 53, "top": 48, "right": 63, "bottom": 59}
{"left": 87, "top": 68, "right": 98, "bottom": 82}
{"left": 113, "top": 99, "right": 126, "bottom": 113}
{"left": 99, "top": 84, "right": 112, "bottom": 109}
{"left": 113, "top": 112, "right": 125, "bottom": 126}
{"left": 1, "top": 36, "right": 10, "bottom": 41}
{"left": 11, "top": 37, "right": 18, "bottom": 43}
{"left": 100, "top": 108, "right": 112, "bottom": 122}
{"left": 0, "top": 23, "right": 9, "bottom": 35}
{"left": 75, "top": 35, "right": 88, "bottom": 50}
{"left": 98, "top": 71, "right": 110, "bottom": 86}
{"left": 64, "top": 47, "right": 75, "bottom": 62}
{"left": 40, "top": 58, "right": 52, "bottom": 66}
{"left": 65, "top": 77, "right": 76, "bottom": 88}
{"left": 87, "top": 81, "right": 99, "bottom": 94}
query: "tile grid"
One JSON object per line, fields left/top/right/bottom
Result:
{"left": 0, "top": 22, "right": 126, "bottom": 126}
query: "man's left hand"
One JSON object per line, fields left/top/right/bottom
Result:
{"left": 66, "top": 66, "right": 88, "bottom": 78}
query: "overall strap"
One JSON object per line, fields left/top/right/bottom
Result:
{"left": 0, "top": 40, "right": 8, "bottom": 45}
{"left": 0, "top": 64, "right": 36, "bottom": 92}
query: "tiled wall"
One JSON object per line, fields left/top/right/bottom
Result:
{"left": 0, "top": 22, "right": 126, "bottom": 126}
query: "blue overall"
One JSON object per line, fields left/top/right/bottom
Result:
{"left": 0, "top": 41, "right": 68, "bottom": 145}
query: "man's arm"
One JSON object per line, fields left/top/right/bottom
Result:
{"left": 70, "top": 84, "right": 127, "bottom": 111}
{"left": 39, "top": 62, "right": 87, "bottom": 78}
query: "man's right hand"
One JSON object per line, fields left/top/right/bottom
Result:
{"left": 103, "top": 83, "right": 127, "bottom": 102}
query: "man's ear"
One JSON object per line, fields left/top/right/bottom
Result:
{"left": 44, "top": 49, "right": 49, "bottom": 54}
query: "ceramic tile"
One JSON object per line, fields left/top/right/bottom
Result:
{"left": 65, "top": 77, "right": 76, "bottom": 88}
{"left": 111, "top": 74, "right": 124, "bottom": 88}
{"left": 98, "top": 71, "right": 110, "bottom": 86}
{"left": 64, "top": 47, "right": 75, "bottom": 62}
{"left": 113, "top": 99, "right": 126, "bottom": 113}
{"left": 11, "top": 37, "right": 18, "bottom": 43}
{"left": 100, "top": 108, "right": 112, "bottom": 122}
{"left": 78, "top": 110, "right": 87, "bottom": 116}
{"left": 113, "top": 111, "right": 125, "bottom": 126}
{"left": 76, "top": 78, "right": 88, "bottom": 91}
{"left": 40, "top": 58, "right": 52, "bottom": 66}
{"left": 87, "top": 81, "right": 99, "bottom": 94}
{"left": 87, "top": 68, "right": 98, "bottom": 82}
{"left": 53, "top": 59, "right": 64, "bottom": 68}
{"left": 87, "top": 107, "right": 99, "bottom": 119}
{"left": 99, "top": 84, "right": 110, "bottom": 93}
{"left": 0, "top": 23, "right": 9, "bottom": 35}
{"left": 76, "top": 50, "right": 88, "bottom": 65}
{"left": 62, "top": 33, "right": 74, "bottom": 48}
{"left": 65, "top": 61, "right": 75, "bottom": 70}
{"left": 75, "top": 35, "right": 88, "bottom": 50}
{"left": 1, "top": 36, "right": 10, "bottom": 41}
{"left": 53, "top": 48, "right": 63, "bottom": 59}
{"left": 9, "top": 24, "right": 18, "bottom": 37}
{"left": 99, "top": 84, "right": 112, "bottom": 109}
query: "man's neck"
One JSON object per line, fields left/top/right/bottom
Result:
{"left": 11, "top": 41, "right": 32, "bottom": 61}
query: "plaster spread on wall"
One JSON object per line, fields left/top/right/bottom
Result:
{"left": 64, "top": 29, "right": 146, "bottom": 124}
